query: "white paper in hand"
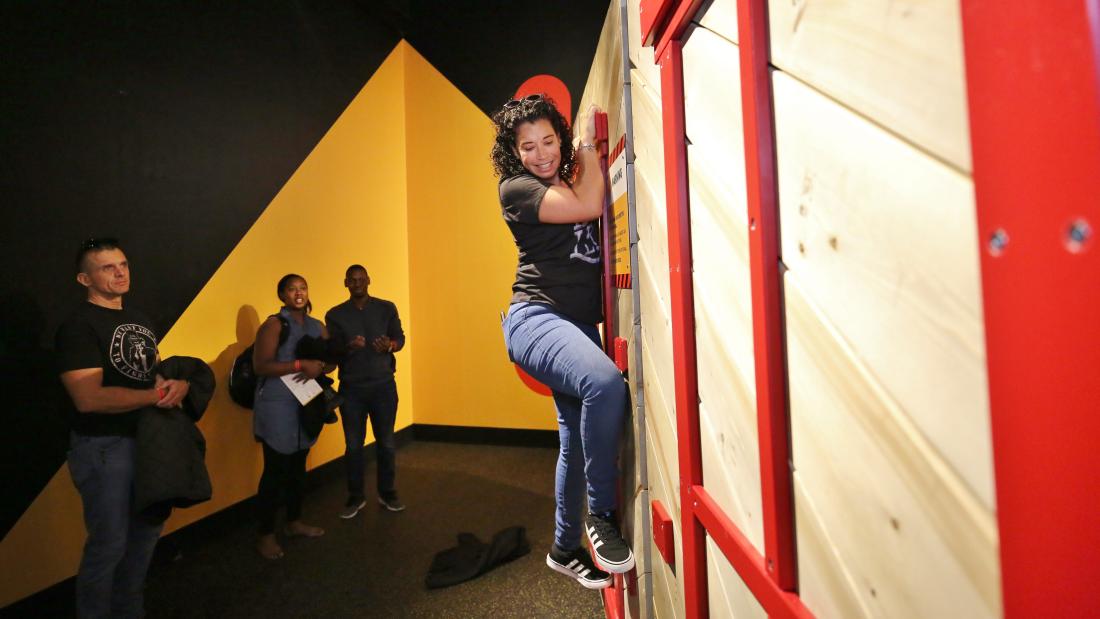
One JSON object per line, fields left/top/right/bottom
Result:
{"left": 280, "top": 374, "right": 323, "bottom": 405}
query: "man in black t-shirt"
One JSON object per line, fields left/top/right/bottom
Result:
{"left": 325, "top": 264, "right": 406, "bottom": 517}
{"left": 56, "top": 237, "right": 189, "bottom": 619}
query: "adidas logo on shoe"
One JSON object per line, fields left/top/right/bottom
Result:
{"left": 546, "top": 547, "right": 612, "bottom": 590}
{"left": 586, "top": 511, "right": 635, "bottom": 573}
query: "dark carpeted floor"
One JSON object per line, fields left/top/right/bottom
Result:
{"left": 138, "top": 440, "right": 604, "bottom": 618}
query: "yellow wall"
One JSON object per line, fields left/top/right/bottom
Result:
{"left": 156, "top": 42, "right": 413, "bottom": 533}
{"left": 402, "top": 44, "right": 557, "bottom": 430}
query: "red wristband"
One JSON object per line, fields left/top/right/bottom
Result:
{"left": 294, "top": 359, "right": 302, "bottom": 372}
{"left": 157, "top": 388, "right": 167, "bottom": 400}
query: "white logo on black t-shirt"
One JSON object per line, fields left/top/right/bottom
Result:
{"left": 570, "top": 223, "right": 601, "bottom": 264}
{"left": 110, "top": 324, "right": 157, "bottom": 381}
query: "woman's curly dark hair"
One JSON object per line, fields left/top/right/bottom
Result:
{"left": 490, "top": 94, "right": 575, "bottom": 183}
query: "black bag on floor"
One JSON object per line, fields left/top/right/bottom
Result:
{"left": 425, "top": 526, "right": 531, "bottom": 589}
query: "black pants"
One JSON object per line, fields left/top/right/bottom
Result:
{"left": 340, "top": 379, "right": 399, "bottom": 500}
{"left": 256, "top": 441, "right": 309, "bottom": 535}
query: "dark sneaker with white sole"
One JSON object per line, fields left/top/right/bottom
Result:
{"left": 339, "top": 497, "right": 368, "bottom": 519}
{"left": 377, "top": 495, "right": 406, "bottom": 512}
{"left": 586, "top": 511, "right": 635, "bottom": 573}
{"left": 546, "top": 546, "right": 612, "bottom": 590}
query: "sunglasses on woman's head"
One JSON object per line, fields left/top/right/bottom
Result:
{"left": 504, "top": 93, "right": 543, "bottom": 108}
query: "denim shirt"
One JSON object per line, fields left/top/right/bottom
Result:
{"left": 252, "top": 308, "right": 324, "bottom": 454}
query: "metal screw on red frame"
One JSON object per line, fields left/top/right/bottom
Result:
{"left": 988, "top": 228, "right": 1009, "bottom": 256}
{"left": 1065, "top": 219, "right": 1092, "bottom": 253}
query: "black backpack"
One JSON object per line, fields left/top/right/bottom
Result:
{"left": 228, "top": 315, "right": 290, "bottom": 409}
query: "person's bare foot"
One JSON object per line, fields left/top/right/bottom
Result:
{"left": 284, "top": 521, "right": 325, "bottom": 538}
{"left": 257, "top": 534, "right": 284, "bottom": 560}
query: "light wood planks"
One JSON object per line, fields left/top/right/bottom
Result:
{"left": 785, "top": 271, "right": 1001, "bottom": 618}
{"left": 633, "top": 47, "right": 676, "bottom": 475}
{"left": 793, "top": 475, "right": 875, "bottom": 619}
{"left": 638, "top": 221, "right": 674, "bottom": 413}
{"left": 697, "top": 0, "right": 738, "bottom": 45}
{"left": 773, "top": 71, "right": 993, "bottom": 509}
{"left": 629, "top": 67, "right": 666, "bottom": 207}
{"left": 768, "top": 0, "right": 971, "bottom": 171}
{"left": 642, "top": 334, "right": 680, "bottom": 514}
{"left": 626, "top": 0, "right": 663, "bottom": 103}
{"left": 682, "top": 19, "right": 764, "bottom": 556}
{"left": 579, "top": 0, "right": 625, "bottom": 143}
{"left": 642, "top": 354, "right": 682, "bottom": 615}
{"left": 707, "top": 537, "right": 768, "bottom": 619}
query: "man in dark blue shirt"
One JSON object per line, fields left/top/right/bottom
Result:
{"left": 325, "top": 264, "right": 406, "bottom": 517}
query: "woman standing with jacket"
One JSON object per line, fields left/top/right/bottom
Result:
{"left": 252, "top": 273, "right": 330, "bottom": 560}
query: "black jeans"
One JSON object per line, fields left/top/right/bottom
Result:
{"left": 339, "top": 378, "right": 398, "bottom": 500}
{"left": 256, "top": 441, "right": 309, "bottom": 534}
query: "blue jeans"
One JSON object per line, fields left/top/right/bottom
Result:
{"left": 502, "top": 302, "right": 626, "bottom": 550}
{"left": 67, "top": 434, "right": 164, "bottom": 619}
{"left": 339, "top": 379, "right": 398, "bottom": 500}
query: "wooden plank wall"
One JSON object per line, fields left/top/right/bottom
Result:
{"left": 579, "top": 3, "right": 654, "bottom": 617}
{"left": 769, "top": 0, "right": 971, "bottom": 171}
{"left": 680, "top": 3, "right": 767, "bottom": 617}
{"left": 769, "top": 0, "right": 1000, "bottom": 617}
{"left": 624, "top": 0, "right": 683, "bottom": 616}
{"left": 594, "top": 0, "right": 998, "bottom": 616}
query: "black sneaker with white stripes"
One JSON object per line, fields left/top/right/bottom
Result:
{"left": 586, "top": 511, "right": 635, "bottom": 573}
{"left": 546, "top": 546, "right": 612, "bottom": 590}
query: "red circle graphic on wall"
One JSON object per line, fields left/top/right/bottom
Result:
{"left": 514, "top": 75, "right": 572, "bottom": 125}
{"left": 515, "top": 364, "right": 553, "bottom": 397}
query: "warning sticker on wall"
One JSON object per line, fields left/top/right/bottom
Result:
{"left": 609, "top": 136, "right": 631, "bottom": 288}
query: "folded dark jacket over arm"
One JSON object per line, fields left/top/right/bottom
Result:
{"left": 134, "top": 356, "right": 215, "bottom": 522}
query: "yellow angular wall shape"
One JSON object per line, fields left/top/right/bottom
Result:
{"left": 402, "top": 44, "right": 557, "bottom": 430}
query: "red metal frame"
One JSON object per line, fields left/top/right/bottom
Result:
{"left": 614, "top": 337, "right": 629, "bottom": 373}
{"left": 595, "top": 111, "right": 632, "bottom": 619}
{"left": 652, "top": 0, "right": 706, "bottom": 61}
{"left": 692, "top": 487, "right": 813, "bottom": 618}
{"left": 642, "top": 0, "right": 1100, "bottom": 616}
{"left": 597, "top": 112, "right": 616, "bottom": 357}
{"left": 961, "top": 1, "right": 1100, "bottom": 616}
{"left": 737, "top": 0, "right": 797, "bottom": 591}
{"left": 639, "top": 0, "right": 675, "bottom": 48}
{"left": 651, "top": 500, "right": 676, "bottom": 567}
{"left": 602, "top": 580, "right": 625, "bottom": 619}
{"left": 647, "top": 0, "right": 806, "bottom": 616}
{"left": 657, "top": 38, "right": 709, "bottom": 619}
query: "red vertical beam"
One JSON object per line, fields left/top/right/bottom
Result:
{"left": 658, "top": 39, "right": 708, "bottom": 618}
{"left": 653, "top": 0, "right": 706, "bottom": 60}
{"left": 593, "top": 111, "right": 629, "bottom": 619}
{"left": 736, "top": 0, "right": 797, "bottom": 591}
{"left": 597, "top": 112, "right": 616, "bottom": 356}
{"left": 961, "top": 1, "right": 1100, "bottom": 616}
